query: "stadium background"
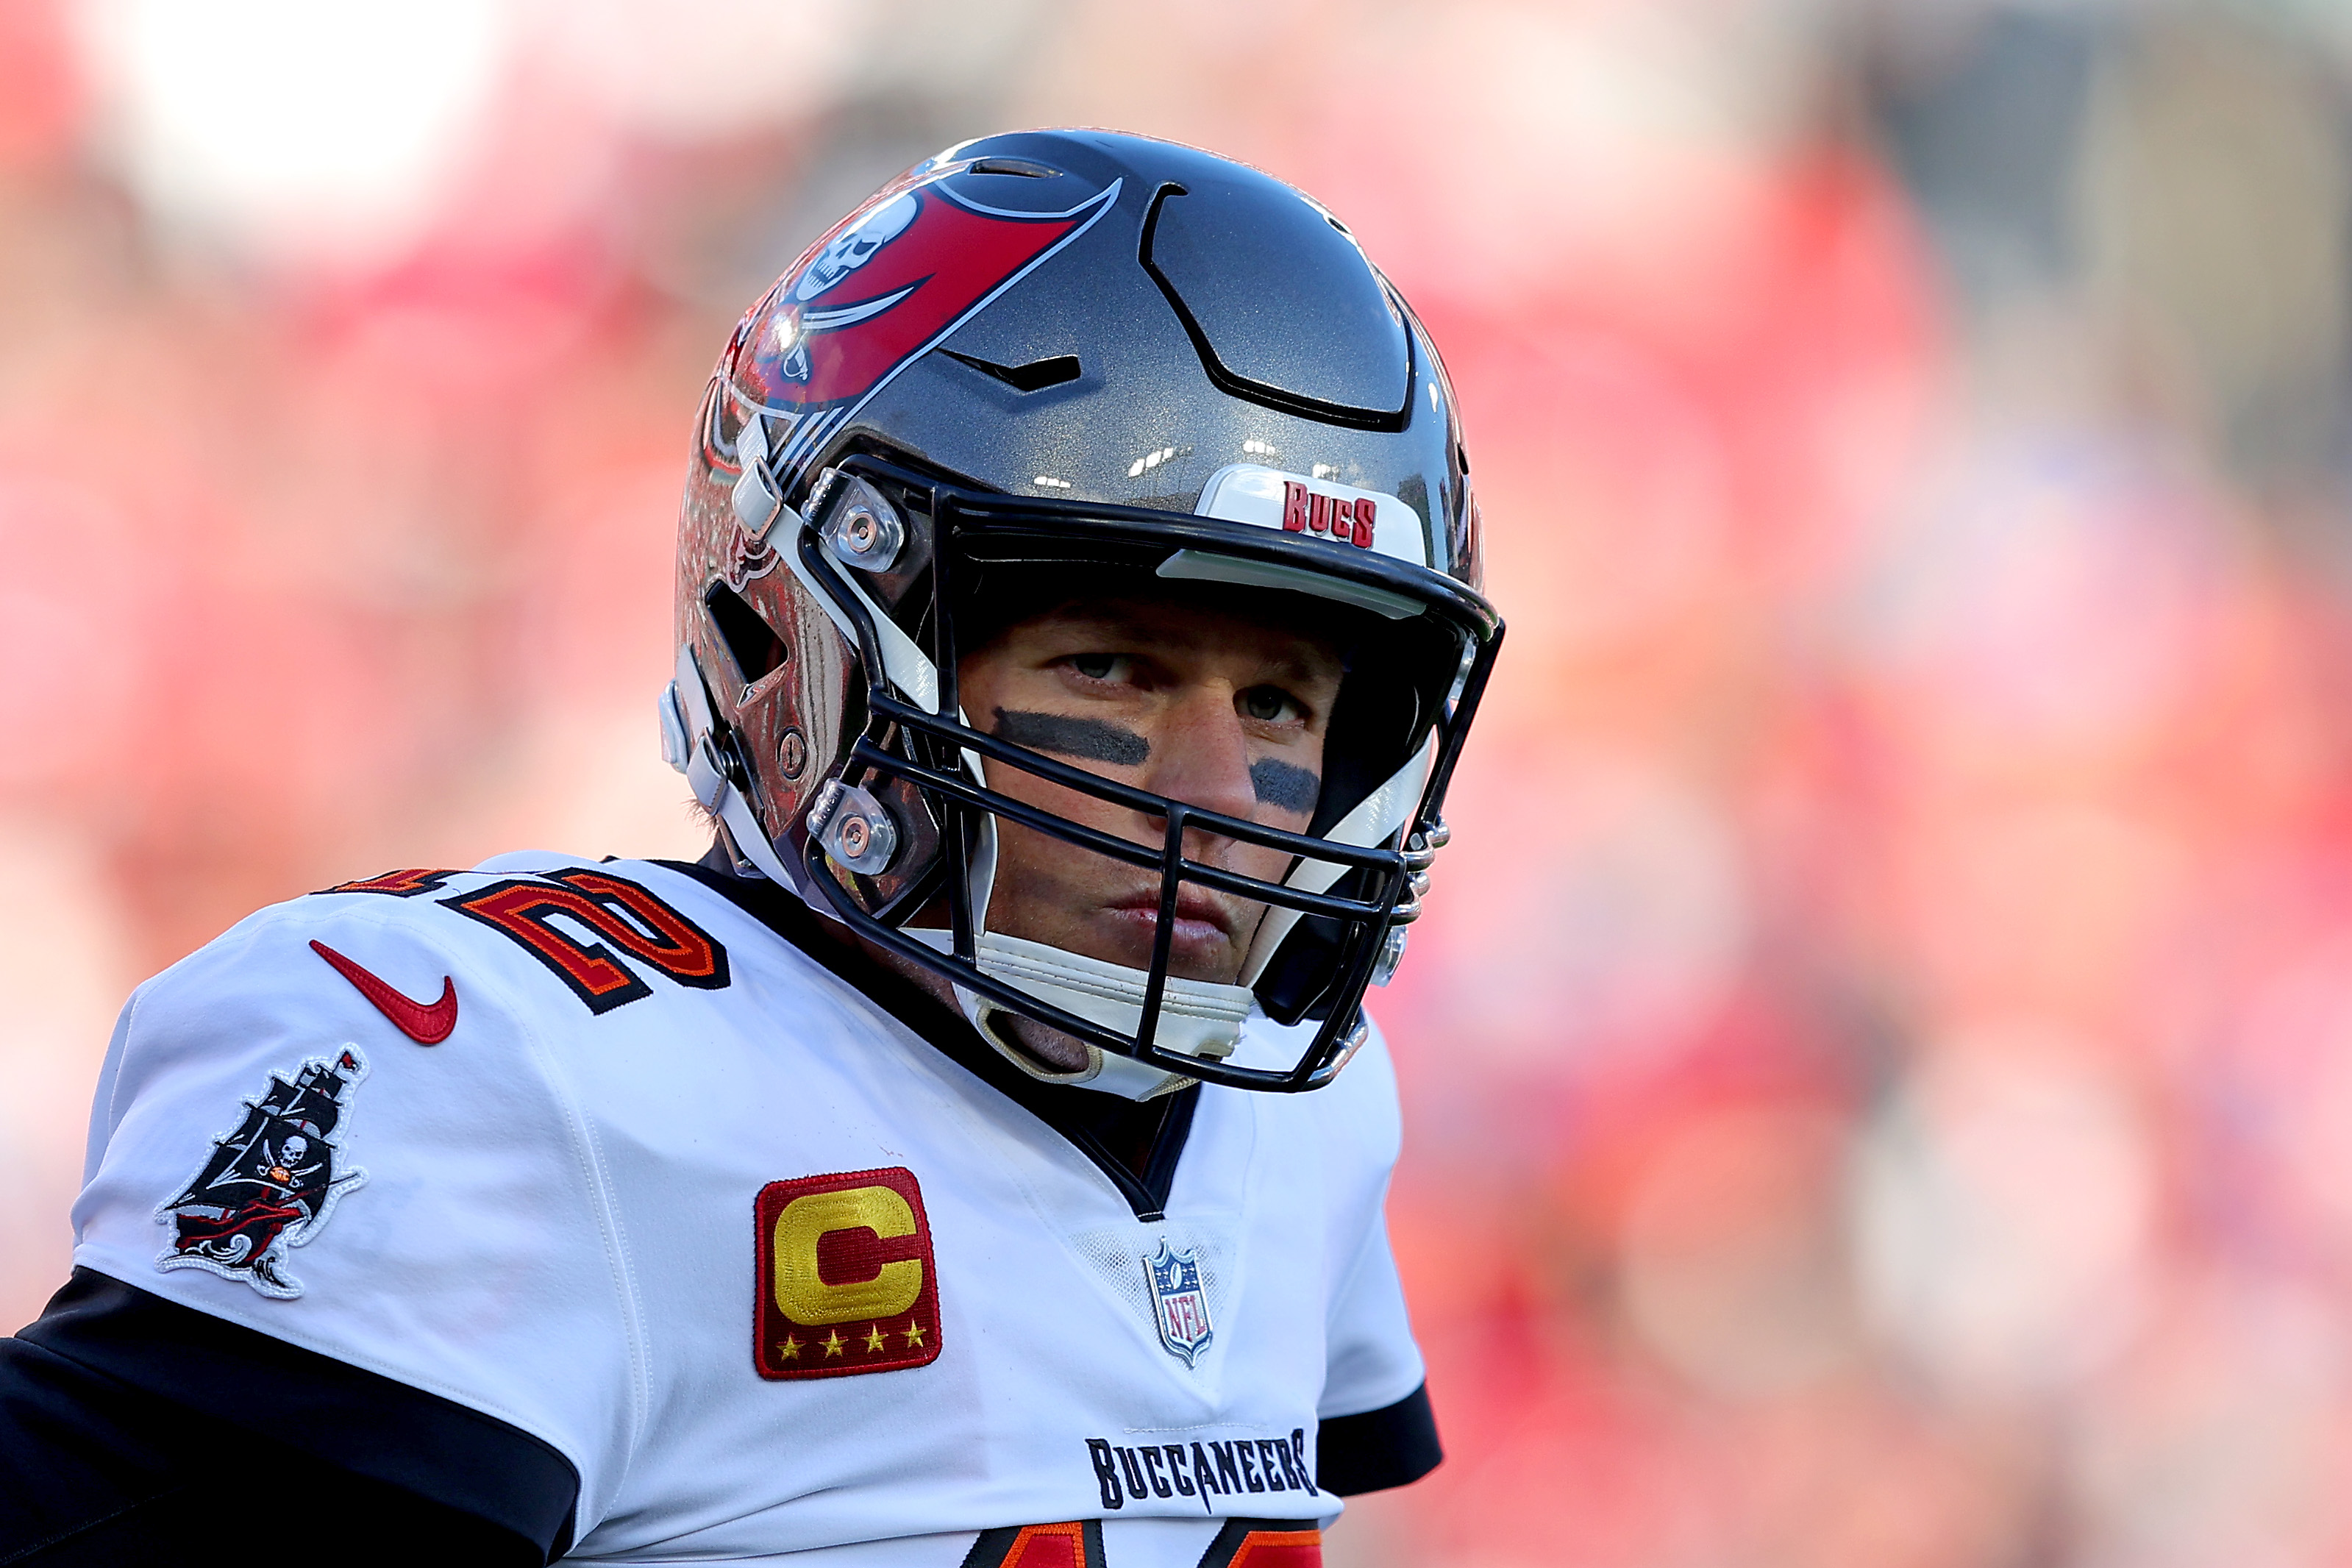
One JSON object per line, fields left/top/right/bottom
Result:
{"left": 7, "top": 1, "right": 2352, "bottom": 1561}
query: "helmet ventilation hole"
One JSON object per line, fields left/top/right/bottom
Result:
{"left": 938, "top": 349, "right": 1083, "bottom": 393}
{"left": 705, "top": 584, "right": 788, "bottom": 685}
{"left": 967, "top": 157, "right": 1061, "bottom": 179}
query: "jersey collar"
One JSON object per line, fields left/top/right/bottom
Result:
{"left": 660, "top": 854, "right": 1200, "bottom": 1222}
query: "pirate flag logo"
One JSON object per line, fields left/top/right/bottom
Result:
{"left": 155, "top": 1049, "right": 369, "bottom": 1300}
{"left": 736, "top": 174, "right": 1116, "bottom": 411}
{"left": 721, "top": 159, "right": 1122, "bottom": 512}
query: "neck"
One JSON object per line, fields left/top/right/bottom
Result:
{"left": 698, "top": 837, "right": 1094, "bottom": 1074}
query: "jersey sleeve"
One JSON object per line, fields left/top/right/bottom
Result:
{"left": 1314, "top": 1023, "right": 1443, "bottom": 1493}
{"left": 3, "top": 1277, "right": 555, "bottom": 1563}
{"left": 53, "top": 886, "right": 642, "bottom": 1544}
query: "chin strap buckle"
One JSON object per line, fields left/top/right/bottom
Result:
{"left": 663, "top": 643, "right": 805, "bottom": 892}
{"left": 658, "top": 682, "right": 693, "bottom": 774}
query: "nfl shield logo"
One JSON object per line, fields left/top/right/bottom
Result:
{"left": 1144, "top": 1240, "right": 1214, "bottom": 1366}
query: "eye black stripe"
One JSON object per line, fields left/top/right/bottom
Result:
{"left": 992, "top": 708, "right": 1150, "bottom": 766}
{"left": 1250, "top": 759, "right": 1320, "bottom": 814}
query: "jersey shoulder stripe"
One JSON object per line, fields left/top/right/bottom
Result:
{"left": 71, "top": 852, "right": 683, "bottom": 1522}
{"left": 310, "top": 855, "right": 733, "bottom": 1019}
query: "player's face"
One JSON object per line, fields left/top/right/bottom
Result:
{"left": 958, "top": 595, "right": 1342, "bottom": 986}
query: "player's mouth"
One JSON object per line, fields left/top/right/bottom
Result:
{"left": 1102, "top": 886, "right": 1241, "bottom": 974}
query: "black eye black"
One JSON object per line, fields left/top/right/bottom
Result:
{"left": 1243, "top": 688, "right": 1290, "bottom": 721}
{"left": 1071, "top": 654, "right": 1116, "bottom": 679}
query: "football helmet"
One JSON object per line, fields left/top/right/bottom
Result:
{"left": 662, "top": 129, "right": 1502, "bottom": 1095}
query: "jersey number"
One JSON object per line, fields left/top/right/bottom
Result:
{"left": 443, "top": 869, "right": 730, "bottom": 1013}
{"left": 960, "top": 1521, "right": 1318, "bottom": 1568}
{"left": 321, "top": 867, "right": 459, "bottom": 897}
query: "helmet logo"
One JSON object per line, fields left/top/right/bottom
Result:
{"left": 1280, "top": 479, "right": 1376, "bottom": 550}
{"left": 730, "top": 177, "right": 1122, "bottom": 487}
{"left": 723, "top": 527, "right": 780, "bottom": 595}
{"left": 1196, "top": 463, "right": 1428, "bottom": 569}
{"left": 794, "top": 191, "right": 919, "bottom": 305}
{"left": 771, "top": 190, "right": 925, "bottom": 382}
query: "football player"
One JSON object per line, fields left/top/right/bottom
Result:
{"left": 0, "top": 130, "right": 1501, "bottom": 1564}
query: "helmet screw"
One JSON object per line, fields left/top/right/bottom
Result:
{"left": 810, "top": 779, "right": 899, "bottom": 875}
{"left": 819, "top": 477, "right": 906, "bottom": 571}
{"left": 838, "top": 814, "right": 872, "bottom": 858}
{"left": 778, "top": 728, "right": 808, "bottom": 779}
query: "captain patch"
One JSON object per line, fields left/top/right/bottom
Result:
{"left": 755, "top": 1166, "right": 942, "bottom": 1379}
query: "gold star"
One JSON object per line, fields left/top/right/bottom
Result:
{"left": 776, "top": 1336, "right": 802, "bottom": 1361}
{"left": 902, "top": 1320, "right": 927, "bottom": 1348}
{"left": 863, "top": 1324, "right": 888, "bottom": 1353}
{"left": 822, "top": 1330, "right": 844, "bottom": 1357}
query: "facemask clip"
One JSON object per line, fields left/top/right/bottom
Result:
{"left": 809, "top": 779, "right": 901, "bottom": 877}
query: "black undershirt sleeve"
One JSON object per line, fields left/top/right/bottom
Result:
{"left": 2, "top": 1269, "right": 576, "bottom": 1565}
{"left": 1316, "top": 1382, "right": 1442, "bottom": 1495}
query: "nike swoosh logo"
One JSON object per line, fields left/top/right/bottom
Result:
{"left": 310, "top": 939, "right": 457, "bottom": 1045}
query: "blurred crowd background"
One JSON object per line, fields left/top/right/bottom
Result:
{"left": 7, "top": 0, "right": 2352, "bottom": 1561}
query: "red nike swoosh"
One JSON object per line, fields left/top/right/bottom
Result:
{"left": 310, "top": 939, "right": 457, "bottom": 1045}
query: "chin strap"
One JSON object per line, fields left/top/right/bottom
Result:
{"left": 665, "top": 645, "right": 808, "bottom": 896}
{"left": 910, "top": 930, "right": 1253, "bottom": 1101}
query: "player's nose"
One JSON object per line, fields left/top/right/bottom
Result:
{"left": 1138, "top": 683, "right": 1259, "bottom": 833}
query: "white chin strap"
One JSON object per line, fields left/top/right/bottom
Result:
{"left": 911, "top": 931, "right": 1252, "bottom": 1100}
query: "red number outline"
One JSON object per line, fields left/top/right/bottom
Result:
{"left": 441, "top": 868, "right": 729, "bottom": 1014}
{"left": 321, "top": 868, "right": 459, "bottom": 898}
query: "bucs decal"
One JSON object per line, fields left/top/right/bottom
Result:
{"left": 728, "top": 171, "right": 1120, "bottom": 497}
{"left": 721, "top": 520, "right": 783, "bottom": 597}
{"left": 156, "top": 1050, "right": 368, "bottom": 1300}
{"left": 769, "top": 190, "right": 924, "bottom": 385}
{"left": 1279, "top": 480, "right": 1375, "bottom": 549}
{"left": 1195, "top": 464, "right": 1428, "bottom": 569}
{"left": 741, "top": 178, "right": 1116, "bottom": 410}
{"left": 755, "top": 1166, "right": 942, "bottom": 1380}
{"left": 1145, "top": 1239, "right": 1214, "bottom": 1366}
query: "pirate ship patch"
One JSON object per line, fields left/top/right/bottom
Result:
{"left": 155, "top": 1048, "right": 370, "bottom": 1300}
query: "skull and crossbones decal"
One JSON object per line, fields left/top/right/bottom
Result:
{"left": 773, "top": 192, "right": 923, "bottom": 381}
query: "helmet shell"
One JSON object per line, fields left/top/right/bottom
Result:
{"left": 671, "top": 132, "right": 1494, "bottom": 1075}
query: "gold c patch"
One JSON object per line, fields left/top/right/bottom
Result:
{"left": 754, "top": 1166, "right": 942, "bottom": 1380}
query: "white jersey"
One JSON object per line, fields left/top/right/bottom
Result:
{"left": 64, "top": 853, "right": 1430, "bottom": 1565}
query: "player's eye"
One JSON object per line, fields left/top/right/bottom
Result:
{"left": 1065, "top": 652, "right": 1132, "bottom": 683}
{"left": 1240, "top": 685, "right": 1304, "bottom": 724}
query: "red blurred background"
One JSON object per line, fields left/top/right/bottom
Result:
{"left": 10, "top": 1, "right": 2352, "bottom": 1561}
